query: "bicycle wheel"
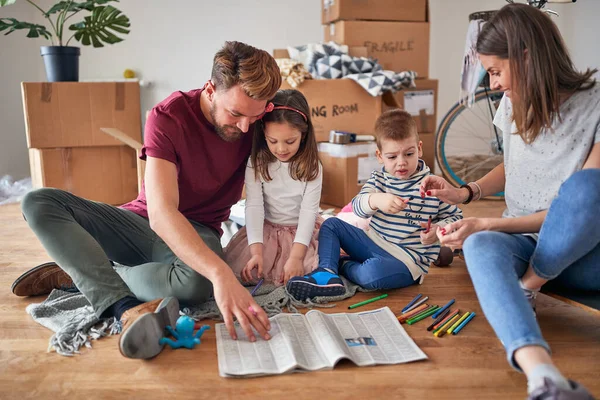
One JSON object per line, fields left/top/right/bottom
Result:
{"left": 435, "top": 89, "right": 505, "bottom": 199}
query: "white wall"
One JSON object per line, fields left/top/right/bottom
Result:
{"left": 1, "top": 0, "right": 597, "bottom": 180}
{"left": 559, "top": 0, "right": 600, "bottom": 79}
{"left": 0, "top": 1, "right": 45, "bottom": 180}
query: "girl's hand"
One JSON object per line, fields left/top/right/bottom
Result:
{"left": 241, "top": 254, "right": 263, "bottom": 282}
{"left": 437, "top": 218, "right": 489, "bottom": 249}
{"left": 280, "top": 257, "right": 304, "bottom": 285}
{"left": 419, "top": 222, "right": 439, "bottom": 245}
{"left": 420, "top": 175, "right": 469, "bottom": 205}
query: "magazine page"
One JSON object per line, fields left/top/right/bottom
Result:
{"left": 306, "top": 307, "right": 428, "bottom": 367}
{"left": 216, "top": 313, "right": 329, "bottom": 377}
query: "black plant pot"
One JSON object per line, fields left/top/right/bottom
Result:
{"left": 40, "top": 46, "right": 80, "bottom": 82}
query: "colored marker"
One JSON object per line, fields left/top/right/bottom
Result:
{"left": 407, "top": 306, "right": 440, "bottom": 325}
{"left": 434, "top": 315, "right": 459, "bottom": 337}
{"left": 432, "top": 299, "right": 455, "bottom": 319}
{"left": 426, "top": 308, "right": 450, "bottom": 331}
{"left": 452, "top": 312, "right": 476, "bottom": 335}
{"left": 432, "top": 309, "right": 460, "bottom": 332}
{"left": 397, "top": 304, "right": 428, "bottom": 322}
{"left": 447, "top": 312, "right": 471, "bottom": 334}
{"left": 250, "top": 278, "right": 264, "bottom": 296}
{"left": 401, "top": 305, "right": 437, "bottom": 323}
{"left": 402, "top": 294, "right": 423, "bottom": 312}
{"left": 348, "top": 294, "right": 388, "bottom": 309}
{"left": 425, "top": 216, "right": 432, "bottom": 233}
{"left": 398, "top": 305, "right": 431, "bottom": 324}
{"left": 404, "top": 296, "right": 429, "bottom": 313}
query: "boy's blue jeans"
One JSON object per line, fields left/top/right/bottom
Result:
{"left": 463, "top": 169, "right": 600, "bottom": 370}
{"left": 318, "top": 218, "right": 418, "bottom": 290}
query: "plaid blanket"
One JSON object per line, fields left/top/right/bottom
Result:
{"left": 287, "top": 42, "right": 417, "bottom": 96}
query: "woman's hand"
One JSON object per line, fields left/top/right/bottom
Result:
{"left": 420, "top": 175, "right": 469, "bottom": 205}
{"left": 437, "top": 218, "right": 490, "bottom": 249}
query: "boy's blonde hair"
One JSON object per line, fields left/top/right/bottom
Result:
{"left": 211, "top": 41, "right": 281, "bottom": 100}
{"left": 374, "top": 109, "right": 418, "bottom": 149}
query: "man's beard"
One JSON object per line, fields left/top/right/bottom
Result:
{"left": 210, "top": 103, "right": 244, "bottom": 142}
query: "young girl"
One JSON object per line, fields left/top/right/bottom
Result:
{"left": 421, "top": 4, "right": 598, "bottom": 399}
{"left": 224, "top": 89, "right": 322, "bottom": 286}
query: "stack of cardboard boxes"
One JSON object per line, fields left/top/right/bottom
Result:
{"left": 22, "top": 82, "right": 142, "bottom": 205}
{"left": 304, "top": 0, "right": 438, "bottom": 207}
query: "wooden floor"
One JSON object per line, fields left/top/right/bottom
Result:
{"left": 1, "top": 201, "right": 598, "bottom": 400}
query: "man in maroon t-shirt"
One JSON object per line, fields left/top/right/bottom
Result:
{"left": 12, "top": 41, "right": 281, "bottom": 359}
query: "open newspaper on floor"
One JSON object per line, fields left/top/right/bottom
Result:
{"left": 216, "top": 306, "right": 427, "bottom": 378}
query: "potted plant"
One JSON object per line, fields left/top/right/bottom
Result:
{"left": 0, "top": 0, "right": 130, "bottom": 82}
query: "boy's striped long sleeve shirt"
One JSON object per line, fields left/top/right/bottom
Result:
{"left": 351, "top": 160, "right": 463, "bottom": 282}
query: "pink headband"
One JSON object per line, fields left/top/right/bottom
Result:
{"left": 260, "top": 102, "right": 307, "bottom": 122}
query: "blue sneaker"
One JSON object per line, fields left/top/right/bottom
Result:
{"left": 286, "top": 267, "right": 345, "bottom": 300}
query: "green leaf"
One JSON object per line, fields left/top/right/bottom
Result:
{"left": 46, "top": 0, "right": 118, "bottom": 16}
{"left": 69, "top": 5, "right": 129, "bottom": 48}
{"left": 0, "top": 0, "right": 17, "bottom": 7}
{"left": 0, "top": 17, "right": 52, "bottom": 39}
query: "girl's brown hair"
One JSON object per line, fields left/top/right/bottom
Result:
{"left": 251, "top": 89, "right": 320, "bottom": 182}
{"left": 477, "top": 3, "right": 597, "bottom": 143}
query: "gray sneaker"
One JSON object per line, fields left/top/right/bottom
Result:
{"left": 528, "top": 378, "right": 596, "bottom": 400}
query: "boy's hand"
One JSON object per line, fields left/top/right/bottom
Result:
{"left": 369, "top": 193, "right": 408, "bottom": 214}
{"left": 420, "top": 222, "right": 439, "bottom": 245}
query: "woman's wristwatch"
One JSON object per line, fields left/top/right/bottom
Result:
{"left": 461, "top": 182, "right": 482, "bottom": 204}
{"left": 460, "top": 184, "right": 474, "bottom": 204}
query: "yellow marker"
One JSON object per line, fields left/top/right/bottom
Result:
{"left": 447, "top": 312, "right": 470, "bottom": 335}
{"left": 434, "top": 315, "right": 459, "bottom": 337}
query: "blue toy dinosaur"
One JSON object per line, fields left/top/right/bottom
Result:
{"left": 159, "top": 315, "right": 210, "bottom": 349}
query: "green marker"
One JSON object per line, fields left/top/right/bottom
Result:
{"left": 348, "top": 294, "right": 388, "bottom": 309}
{"left": 407, "top": 306, "right": 440, "bottom": 324}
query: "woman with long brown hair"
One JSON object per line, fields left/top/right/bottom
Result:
{"left": 421, "top": 4, "right": 599, "bottom": 399}
{"left": 224, "top": 89, "right": 323, "bottom": 286}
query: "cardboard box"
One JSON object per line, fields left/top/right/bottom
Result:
{"left": 273, "top": 46, "right": 368, "bottom": 60}
{"left": 100, "top": 127, "right": 145, "bottom": 193}
{"left": 385, "top": 79, "right": 438, "bottom": 133}
{"left": 281, "top": 79, "right": 382, "bottom": 142}
{"left": 324, "top": 20, "right": 430, "bottom": 77}
{"left": 29, "top": 146, "right": 139, "bottom": 205}
{"left": 22, "top": 82, "right": 142, "bottom": 148}
{"left": 420, "top": 132, "right": 435, "bottom": 172}
{"left": 319, "top": 142, "right": 380, "bottom": 207}
{"left": 322, "top": 0, "right": 427, "bottom": 24}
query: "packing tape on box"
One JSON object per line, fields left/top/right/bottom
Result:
{"left": 38, "top": 82, "right": 127, "bottom": 111}
{"left": 41, "top": 83, "right": 52, "bottom": 102}
{"left": 329, "top": 130, "right": 376, "bottom": 144}
{"left": 318, "top": 142, "right": 377, "bottom": 158}
{"left": 115, "top": 82, "right": 125, "bottom": 111}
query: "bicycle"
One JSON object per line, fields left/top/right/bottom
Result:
{"left": 434, "top": 0, "right": 575, "bottom": 199}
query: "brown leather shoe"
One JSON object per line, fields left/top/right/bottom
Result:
{"left": 119, "top": 298, "right": 163, "bottom": 333}
{"left": 11, "top": 262, "right": 74, "bottom": 297}
{"left": 119, "top": 297, "right": 180, "bottom": 359}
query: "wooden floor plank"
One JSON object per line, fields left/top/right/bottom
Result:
{"left": 1, "top": 201, "right": 598, "bottom": 399}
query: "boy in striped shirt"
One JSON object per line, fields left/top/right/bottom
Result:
{"left": 287, "top": 110, "right": 463, "bottom": 300}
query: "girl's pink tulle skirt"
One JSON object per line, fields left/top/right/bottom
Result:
{"left": 224, "top": 217, "right": 323, "bottom": 286}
